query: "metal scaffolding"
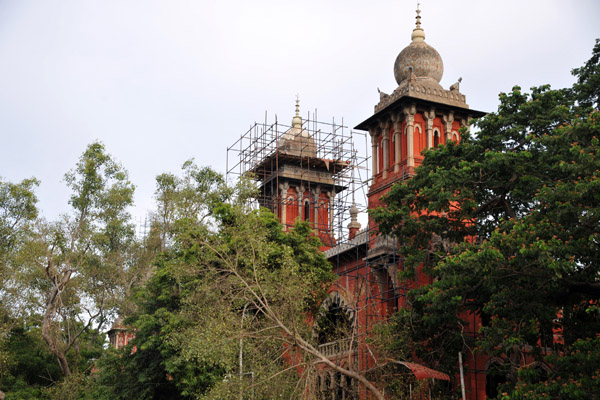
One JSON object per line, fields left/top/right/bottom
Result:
{"left": 226, "top": 110, "right": 369, "bottom": 242}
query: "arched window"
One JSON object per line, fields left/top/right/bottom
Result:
{"left": 313, "top": 292, "right": 359, "bottom": 400}
{"left": 315, "top": 375, "right": 323, "bottom": 400}
{"left": 486, "top": 361, "right": 508, "bottom": 399}
{"left": 335, "top": 372, "right": 344, "bottom": 399}
{"left": 414, "top": 125, "right": 425, "bottom": 153}
{"left": 433, "top": 128, "right": 440, "bottom": 148}
{"left": 315, "top": 294, "right": 354, "bottom": 347}
{"left": 304, "top": 200, "right": 310, "bottom": 222}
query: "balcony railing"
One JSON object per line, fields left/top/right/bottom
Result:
{"left": 318, "top": 337, "right": 357, "bottom": 357}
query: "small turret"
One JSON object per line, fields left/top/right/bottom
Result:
{"left": 347, "top": 203, "right": 361, "bottom": 240}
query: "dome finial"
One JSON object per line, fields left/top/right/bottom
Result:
{"left": 292, "top": 95, "right": 302, "bottom": 128}
{"left": 411, "top": 3, "right": 425, "bottom": 42}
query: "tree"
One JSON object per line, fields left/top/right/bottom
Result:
{"left": 372, "top": 39, "right": 600, "bottom": 397}
{"left": 0, "top": 177, "right": 40, "bottom": 398}
{"left": 90, "top": 163, "right": 236, "bottom": 400}
{"left": 8, "top": 142, "right": 135, "bottom": 378}
{"left": 0, "top": 177, "right": 39, "bottom": 263}
{"left": 153, "top": 159, "right": 232, "bottom": 250}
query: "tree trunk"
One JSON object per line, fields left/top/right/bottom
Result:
{"left": 41, "top": 317, "right": 72, "bottom": 377}
{"left": 41, "top": 269, "right": 73, "bottom": 377}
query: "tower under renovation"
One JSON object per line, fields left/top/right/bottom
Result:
{"left": 226, "top": 101, "right": 369, "bottom": 251}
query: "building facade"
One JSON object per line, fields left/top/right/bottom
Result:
{"left": 253, "top": 7, "right": 491, "bottom": 399}
{"left": 111, "top": 7, "right": 506, "bottom": 399}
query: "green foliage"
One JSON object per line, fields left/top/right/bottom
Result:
{"left": 571, "top": 39, "right": 600, "bottom": 110}
{"left": 374, "top": 40, "right": 600, "bottom": 395}
{"left": 0, "top": 177, "right": 39, "bottom": 260}
{"left": 153, "top": 159, "right": 232, "bottom": 250}
{"left": 502, "top": 336, "right": 600, "bottom": 400}
{"left": 0, "top": 177, "right": 40, "bottom": 390}
{"left": 41, "top": 371, "right": 92, "bottom": 400}
{"left": 0, "top": 326, "right": 59, "bottom": 399}
{"left": 0, "top": 141, "right": 138, "bottom": 400}
{"left": 92, "top": 163, "right": 333, "bottom": 399}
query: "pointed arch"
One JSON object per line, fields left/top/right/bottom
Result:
{"left": 314, "top": 291, "right": 355, "bottom": 345}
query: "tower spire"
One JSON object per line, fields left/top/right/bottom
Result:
{"left": 411, "top": 3, "right": 425, "bottom": 43}
{"left": 292, "top": 95, "right": 302, "bottom": 128}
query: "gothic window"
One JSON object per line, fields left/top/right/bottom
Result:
{"left": 315, "top": 371, "right": 357, "bottom": 400}
{"left": 433, "top": 128, "right": 440, "bottom": 148}
{"left": 414, "top": 125, "right": 422, "bottom": 151}
{"left": 312, "top": 293, "right": 357, "bottom": 400}
{"left": 304, "top": 200, "right": 310, "bottom": 222}
{"left": 315, "top": 295, "right": 354, "bottom": 346}
{"left": 486, "top": 361, "right": 508, "bottom": 399}
{"left": 315, "top": 375, "right": 322, "bottom": 400}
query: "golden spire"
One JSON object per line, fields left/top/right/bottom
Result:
{"left": 411, "top": 3, "right": 425, "bottom": 43}
{"left": 292, "top": 95, "right": 302, "bottom": 128}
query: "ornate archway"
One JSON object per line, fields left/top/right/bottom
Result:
{"left": 314, "top": 292, "right": 355, "bottom": 346}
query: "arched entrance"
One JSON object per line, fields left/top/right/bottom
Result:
{"left": 313, "top": 292, "right": 358, "bottom": 400}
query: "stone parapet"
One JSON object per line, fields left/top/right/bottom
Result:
{"left": 375, "top": 78, "right": 468, "bottom": 113}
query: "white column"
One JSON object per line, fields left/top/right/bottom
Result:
{"left": 461, "top": 115, "right": 472, "bottom": 135}
{"left": 443, "top": 111, "right": 455, "bottom": 142}
{"left": 312, "top": 186, "right": 321, "bottom": 228}
{"left": 297, "top": 185, "right": 305, "bottom": 218}
{"left": 392, "top": 113, "right": 402, "bottom": 173}
{"left": 328, "top": 190, "right": 335, "bottom": 235}
{"left": 403, "top": 105, "right": 416, "bottom": 169}
{"left": 424, "top": 108, "right": 435, "bottom": 149}
{"left": 380, "top": 120, "right": 390, "bottom": 179}
{"left": 369, "top": 127, "right": 378, "bottom": 180}
{"left": 279, "top": 182, "right": 289, "bottom": 228}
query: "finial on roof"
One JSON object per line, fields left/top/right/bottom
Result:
{"left": 292, "top": 96, "right": 302, "bottom": 128}
{"left": 411, "top": 3, "right": 426, "bottom": 43}
{"left": 348, "top": 203, "right": 360, "bottom": 228}
{"left": 347, "top": 203, "right": 361, "bottom": 239}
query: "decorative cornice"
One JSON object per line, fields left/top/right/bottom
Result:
{"left": 324, "top": 228, "right": 368, "bottom": 259}
{"left": 375, "top": 79, "right": 468, "bottom": 114}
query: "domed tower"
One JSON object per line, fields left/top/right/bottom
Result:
{"left": 107, "top": 317, "right": 135, "bottom": 349}
{"left": 248, "top": 99, "right": 350, "bottom": 249}
{"left": 355, "top": 6, "right": 485, "bottom": 218}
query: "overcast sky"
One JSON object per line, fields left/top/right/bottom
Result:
{"left": 1, "top": 0, "right": 598, "bottom": 226}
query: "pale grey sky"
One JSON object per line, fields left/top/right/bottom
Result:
{"left": 1, "top": 0, "right": 598, "bottom": 224}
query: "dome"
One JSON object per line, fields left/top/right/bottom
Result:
{"left": 279, "top": 99, "right": 317, "bottom": 158}
{"left": 393, "top": 7, "right": 444, "bottom": 85}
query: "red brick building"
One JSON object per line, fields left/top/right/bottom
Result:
{"left": 236, "top": 7, "right": 497, "bottom": 399}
